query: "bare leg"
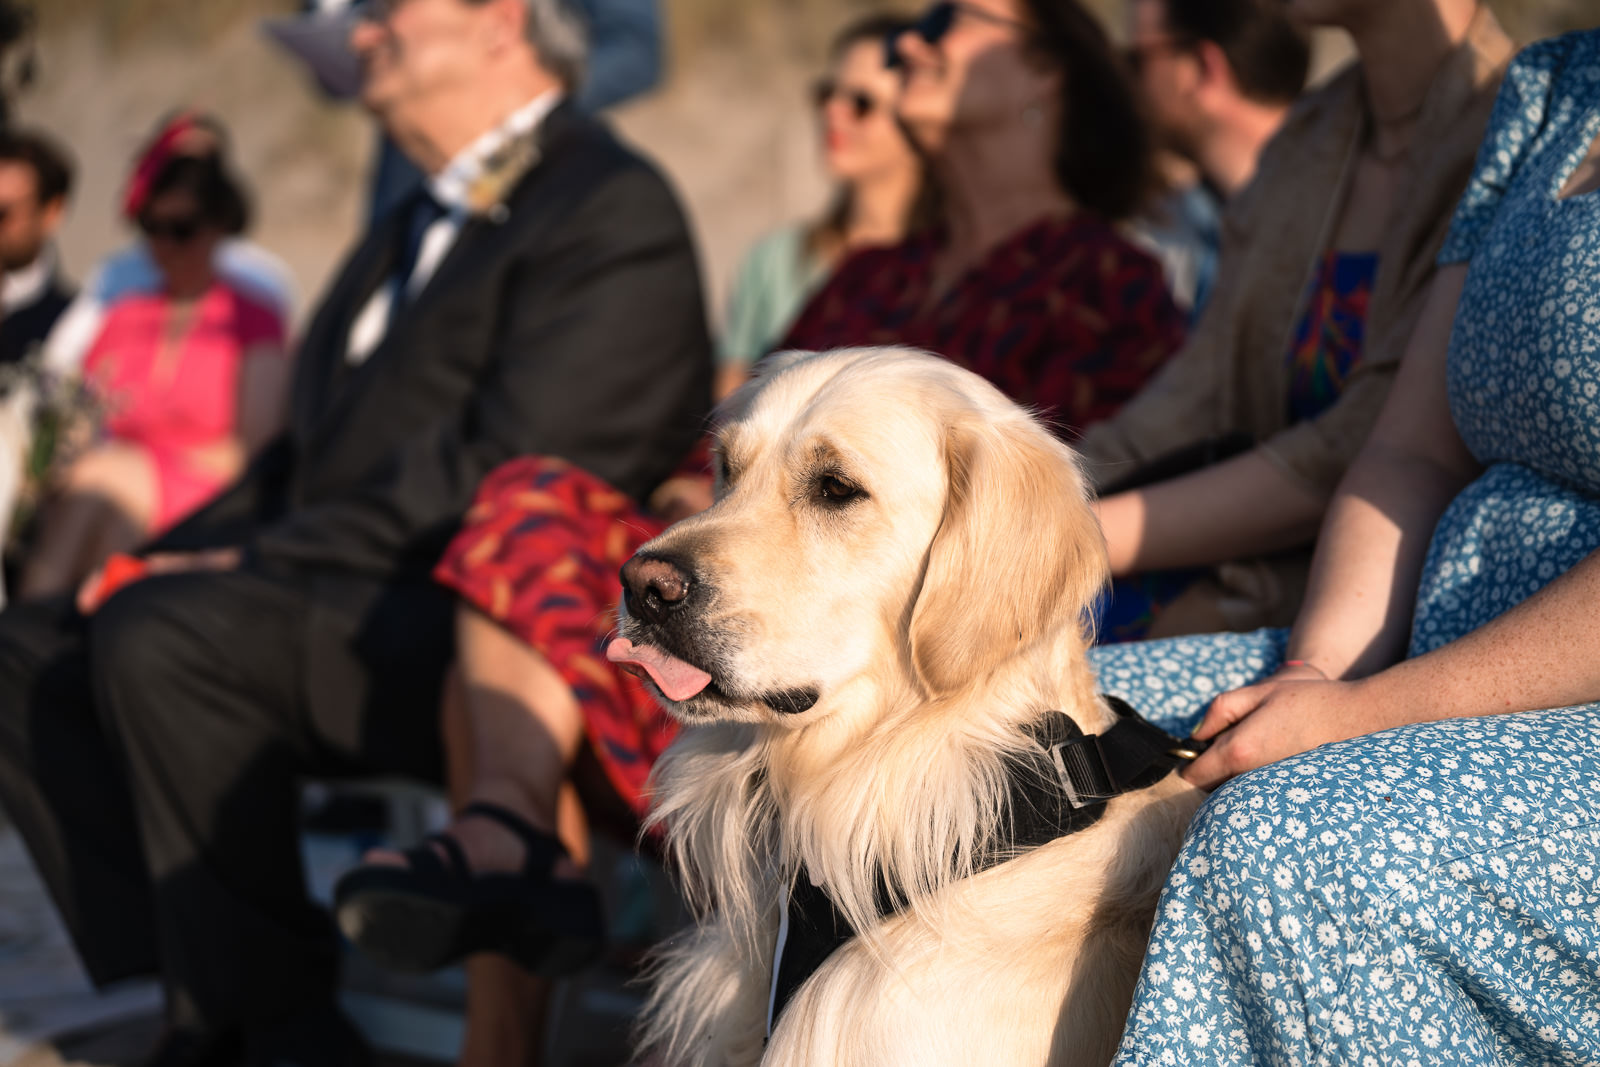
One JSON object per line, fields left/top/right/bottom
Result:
{"left": 368, "top": 610, "right": 595, "bottom": 1066}
{"left": 452, "top": 789, "right": 590, "bottom": 1067}
{"left": 447, "top": 668, "right": 592, "bottom": 1067}
{"left": 20, "top": 443, "right": 156, "bottom": 600}
{"left": 449, "top": 606, "right": 586, "bottom": 871}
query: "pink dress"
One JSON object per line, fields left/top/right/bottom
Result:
{"left": 82, "top": 281, "right": 286, "bottom": 531}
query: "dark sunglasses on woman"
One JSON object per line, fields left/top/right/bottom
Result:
{"left": 812, "top": 79, "right": 881, "bottom": 120}
{"left": 139, "top": 215, "right": 204, "bottom": 244}
{"left": 885, "top": 1, "right": 1034, "bottom": 68}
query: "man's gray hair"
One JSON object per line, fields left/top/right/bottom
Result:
{"left": 517, "top": 0, "right": 588, "bottom": 91}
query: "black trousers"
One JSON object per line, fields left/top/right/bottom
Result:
{"left": 0, "top": 566, "right": 453, "bottom": 1031}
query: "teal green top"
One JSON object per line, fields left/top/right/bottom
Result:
{"left": 716, "top": 223, "right": 830, "bottom": 367}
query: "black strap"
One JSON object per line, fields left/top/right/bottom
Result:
{"left": 770, "top": 875, "right": 855, "bottom": 1026}
{"left": 457, "top": 801, "right": 567, "bottom": 879}
{"left": 1045, "top": 695, "right": 1201, "bottom": 804}
{"left": 428, "top": 832, "right": 470, "bottom": 877}
{"left": 768, "top": 696, "right": 1202, "bottom": 1033}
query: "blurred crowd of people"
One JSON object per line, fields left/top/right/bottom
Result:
{"left": 0, "top": 0, "right": 1596, "bottom": 1065}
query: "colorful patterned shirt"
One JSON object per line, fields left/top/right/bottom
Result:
{"left": 1286, "top": 250, "right": 1380, "bottom": 422}
{"left": 780, "top": 213, "right": 1185, "bottom": 435}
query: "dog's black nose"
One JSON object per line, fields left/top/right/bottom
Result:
{"left": 621, "top": 554, "right": 693, "bottom": 625}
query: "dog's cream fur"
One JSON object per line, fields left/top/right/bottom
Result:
{"left": 624, "top": 349, "right": 1200, "bottom": 1066}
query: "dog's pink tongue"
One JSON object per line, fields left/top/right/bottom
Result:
{"left": 606, "top": 638, "right": 713, "bottom": 701}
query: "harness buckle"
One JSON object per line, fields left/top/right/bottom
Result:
{"left": 1047, "top": 733, "right": 1112, "bottom": 810}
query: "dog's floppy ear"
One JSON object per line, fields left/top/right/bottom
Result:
{"left": 908, "top": 412, "right": 1109, "bottom": 696}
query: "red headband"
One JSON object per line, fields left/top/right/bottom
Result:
{"left": 121, "top": 112, "right": 203, "bottom": 222}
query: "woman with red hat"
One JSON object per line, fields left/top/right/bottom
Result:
{"left": 20, "top": 124, "right": 291, "bottom": 599}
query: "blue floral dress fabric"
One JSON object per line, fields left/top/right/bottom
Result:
{"left": 1091, "top": 32, "right": 1600, "bottom": 1065}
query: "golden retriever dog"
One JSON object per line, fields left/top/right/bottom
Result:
{"left": 609, "top": 348, "right": 1201, "bottom": 1066}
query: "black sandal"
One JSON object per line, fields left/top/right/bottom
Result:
{"left": 332, "top": 801, "right": 605, "bottom": 975}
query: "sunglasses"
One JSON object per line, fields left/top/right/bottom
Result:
{"left": 812, "top": 79, "right": 882, "bottom": 121}
{"left": 886, "top": 1, "right": 1035, "bottom": 68}
{"left": 139, "top": 215, "right": 205, "bottom": 244}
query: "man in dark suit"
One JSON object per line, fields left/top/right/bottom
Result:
{"left": 0, "top": 0, "right": 711, "bottom": 1063}
{"left": 0, "top": 128, "right": 73, "bottom": 368}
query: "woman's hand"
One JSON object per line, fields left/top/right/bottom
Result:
{"left": 1182, "top": 670, "right": 1397, "bottom": 790}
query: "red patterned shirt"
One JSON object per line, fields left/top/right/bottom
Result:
{"left": 781, "top": 213, "right": 1185, "bottom": 434}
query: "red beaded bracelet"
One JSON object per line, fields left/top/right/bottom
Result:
{"left": 1283, "top": 659, "right": 1328, "bottom": 678}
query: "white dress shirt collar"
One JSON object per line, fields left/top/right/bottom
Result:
{"left": 2, "top": 244, "right": 59, "bottom": 316}
{"left": 427, "top": 89, "right": 563, "bottom": 216}
{"left": 344, "top": 90, "right": 562, "bottom": 365}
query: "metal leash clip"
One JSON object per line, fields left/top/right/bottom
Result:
{"left": 1166, "top": 738, "right": 1210, "bottom": 763}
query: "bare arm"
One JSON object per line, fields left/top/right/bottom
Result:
{"left": 1092, "top": 266, "right": 1471, "bottom": 581}
{"left": 1095, "top": 449, "right": 1327, "bottom": 576}
{"left": 1281, "top": 264, "right": 1479, "bottom": 680}
{"left": 1183, "top": 544, "right": 1600, "bottom": 789}
{"left": 1370, "top": 547, "right": 1600, "bottom": 720}
{"left": 235, "top": 343, "right": 292, "bottom": 455}
{"left": 187, "top": 342, "right": 292, "bottom": 480}
{"left": 1183, "top": 265, "right": 1496, "bottom": 787}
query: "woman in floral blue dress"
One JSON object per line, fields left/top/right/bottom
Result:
{"left": 1092, "top": 30, "right": 1600, "bottom": 1065}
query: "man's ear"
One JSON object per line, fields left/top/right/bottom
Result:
{"left": 40, "top": 197, "right": 67, "bottom": 237}
{"left": 482, "top": 0, "right": 527, "bottom": 54}
{"left": 907, "top": 413, "right": 1108, "bottom": 697}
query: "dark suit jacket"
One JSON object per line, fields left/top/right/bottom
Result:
{"left": 152, "top": 103, "right": 712, "bottom": 719}
{"left": 0, "top": 269, "right": 73, "bottom": 369}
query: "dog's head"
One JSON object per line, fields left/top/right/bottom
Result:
{"left": 610, "top": 347, "right": 1108, "bottom": 725}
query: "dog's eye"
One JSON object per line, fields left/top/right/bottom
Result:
{"left": 817, "top": 474, "right": 863, "bottom": 505}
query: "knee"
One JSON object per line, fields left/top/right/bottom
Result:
{"left": 60, "top": 447, "right": 117, "bottom": 498}
{"left": 64, "top": 442, "right": 144, "bottom": 484}
{"left": 1172, "top": 766, "right": 1330, "bottom": 912}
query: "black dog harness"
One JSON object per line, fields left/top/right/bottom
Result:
{"left": 765, "top": 697, "right": 1203, "bottom": 1035}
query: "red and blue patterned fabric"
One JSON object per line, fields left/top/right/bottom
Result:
{"left": 1286, "top": 250, "right": 1379, "bottom": 421}
{"left": 434, "top": 456, "right": 673, "bottom": 817}
{"left": 780, "top": 213, "right": 1185, "bottom": 433}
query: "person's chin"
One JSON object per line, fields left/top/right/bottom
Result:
{"left": 896, "top": 86, "right": 949, "bottom": 136}
{"left": 358, "top": 76, "right": 401, "bottom": 117}
{"left": 823, "top": 147, "right": 858, "bottom": 179}
{"left": 897, "top": 112, "right": 947, "bottom": 156}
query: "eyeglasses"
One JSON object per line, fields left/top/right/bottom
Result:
{"left": 812, "top": 79, "right": 882, "bottom": 121}
{"left": 887, "top": 1, "right": 1035, "bottom": 67}
{"left": 139, "top": 215, "right": 204, "bottom": 244}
